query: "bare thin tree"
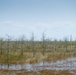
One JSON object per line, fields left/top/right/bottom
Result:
{"left": 42, "top": 33, "right": 46, "bottom": 56}
{"left": 0, "top": 38, "right": 4, "bottom": 54}
{"left": 54, "top": 39, "right": 57, "bottom": 51}
{"left": 20, "top": 35, "right": 25, "bottom": 56}
{"left": 31, "top": 33, "right": 35, "bottom": 57}
{"left": 6, "top": 35, "right": 12, "bottom": 68}
{"left": 70, "top": 35, "right": 72, "bottom": 50}
{"left": 64, "top": 37, "right": 68, "bottom": 51}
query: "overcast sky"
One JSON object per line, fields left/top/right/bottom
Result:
{"left": 0, "top": 0, "right": 76, "bottom": 40}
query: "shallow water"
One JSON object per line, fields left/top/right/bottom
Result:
{"left": 0, "top": 57, "right": 76, "bottom": 71}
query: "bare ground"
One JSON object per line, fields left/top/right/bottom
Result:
{"left": 0, "top": 70, "right": 76, "bottom": 75}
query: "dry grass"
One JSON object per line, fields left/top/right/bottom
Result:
{"left": 0, "top": 49, "right": 76, "bottom": 64}
{"left": 0, "top": 40, "right": 76, "bottom": 64}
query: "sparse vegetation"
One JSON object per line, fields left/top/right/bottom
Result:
{"left": 0, "top": 34, "right": 76, "bottom": 75}
{"left": 0, "top": 35, "right": 76, "bottom": 64}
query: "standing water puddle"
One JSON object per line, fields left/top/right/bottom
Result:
{"left": 0, "top": 57, "right": 76, "bottom": 71}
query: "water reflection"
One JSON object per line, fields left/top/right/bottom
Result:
{"left": 0, "top": 57, "right": 76, "bottom": 71}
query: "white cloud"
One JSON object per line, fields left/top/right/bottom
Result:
{"left": 0, "top": 21, "right": 76, "bottom": 40}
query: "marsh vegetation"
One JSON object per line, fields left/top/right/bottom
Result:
{"left": 0, "top": 34, "right": 76, "bottom": 75}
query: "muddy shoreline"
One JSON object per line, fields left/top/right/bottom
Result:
{"left": 0, "top": 70, "right": 76, "bottom": 75}
{"left": 0, "top": 57, "right": 76, "bottom": 75}
{"left": 0, "top": 57, "right": 76, "bottom": 71}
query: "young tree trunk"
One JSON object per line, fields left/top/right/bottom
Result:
{"left": 0, "top": 38, "right": 3, "bottom": 54}
{"left": 42, "top": 33, "right": 46, "bottom": 56}
{"left": 6, "top": 35, "right": 11, "bottom": 68}
{"left": 64, "top": 37, "right": 68, "bottom": 51}
{"left": 70, "top": 35, "right": 72, "bottom": 50}
{"left": 31, "top": 33, "right": 35, "bottom": 57}
{"left": 20, "top": 35, "right": 25, "bottom": 56}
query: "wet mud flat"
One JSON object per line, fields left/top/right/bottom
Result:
{"left": 0, "top": 57, "right": 76, "bottom": 75}
{"left": 0, "top": 70, "right": 76, "bottom": 75}
{"left": 0, "top": 70, "right": 39, "bottom": 75}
